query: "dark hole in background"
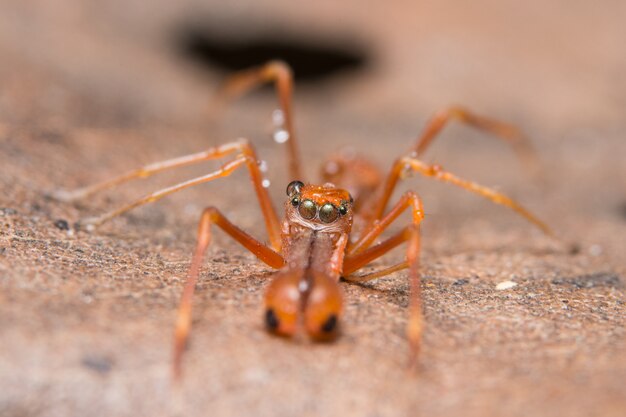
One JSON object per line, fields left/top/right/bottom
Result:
{"left": 177, "top": 26, "right": 369, "bottom": 83}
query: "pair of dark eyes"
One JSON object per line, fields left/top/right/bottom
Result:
{"left": 291, "top": 197, "right": 346, "bottom": 223}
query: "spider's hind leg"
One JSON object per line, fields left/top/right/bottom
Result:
{"left": 215, "top": 60, "right": 303, "bottom": 180}
{"left": 410, "top": 106, "right": 540, "bottom": 173}
{"left": 370, "top": 156, "right": 553, "bottom": 237}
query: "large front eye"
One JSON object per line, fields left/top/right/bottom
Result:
{"left": 286, "top": 180, "right": 304, "bottom": 196}
{"left": 319, "top": 203, "right": 339, "bottom": 223}
{"left": 298, "top": 199, "right": 317, "bottom": 219}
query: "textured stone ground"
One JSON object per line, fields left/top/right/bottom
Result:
{"left": 0, "top": 1, "right": 624, "bottom": 417}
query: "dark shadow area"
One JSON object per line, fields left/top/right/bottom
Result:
{"left": 176, "top": 25, "right": 369, "bottom": 83}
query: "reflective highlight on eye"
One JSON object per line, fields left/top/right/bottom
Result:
{"left": 298, "top": 199, "right": 317, "bottom": 219}
{"left": 319, "top": 203, "right": 339, "bottom": 223}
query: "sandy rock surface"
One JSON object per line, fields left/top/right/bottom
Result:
{"left": 1, "top": 1, "right": 624, "bottom": 416}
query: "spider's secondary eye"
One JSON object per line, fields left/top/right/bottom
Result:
{"left": 339, "top": 205, "right": 348, "bottom": 215}
{"left": 286, "top": 180, "right": 304, "bottom": 196}
{"left": 291, "top": 196, "right": 300, "bottom": 207}
{"left": 319, "top": 203, "right": 339, "bottom": 223}
{"left": 298, "top": 200, "right": 317, "bottom": 219}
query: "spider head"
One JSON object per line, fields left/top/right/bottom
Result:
{"left": 285, "top": 180, "right": 353, "bottom": 232}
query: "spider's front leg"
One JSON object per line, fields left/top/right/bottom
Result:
{"left": 51, "top": 139, "right": 283, "bottom": 250}
{"left": 343, "top": 192, "right": 425, "bottom": 368}
{"left": 173, "top": 207, "right": 284, "bottom": 380}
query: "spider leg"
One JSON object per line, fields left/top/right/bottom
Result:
{"left": 343, "top": 261, "right": 408, "bottom": 283}
{"left": 371, "top": 156, "right": 553, "bottom": 237}
{"left": 343, "top": 224, "right": 423, "bottom": 368}
{"left": 215, "top": 60, "right": 302, "bottom": 180}
{"left": 348, "top": 191, "right": 424, "bottom": 255}
{"left": 173, "top": 207, "right": 284, "bottom": 380}
{"left": 50, "top": 140, "right": 273, "bottom": 202}
{"left": 410, "top": 106, "right": 539, "bottom": 174}
{"left": 70, "top": 139, "right": 282, "bottom": 250}
{"left": 50, "top": 140, "right": 254, "bottom": 201}
{"left": 344, "top": 191, "right": 424, "bottom": 367}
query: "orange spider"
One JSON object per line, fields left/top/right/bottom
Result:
{"left": 51, "top": 61, "right": 553, "bottom": 379}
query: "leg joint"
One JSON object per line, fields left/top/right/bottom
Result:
{"left": 263, "top": 60, "right": 292, "bottom": 80}
{"left": 401, "top": 191, "right": 425, "bottom": 223}
{"left": 201, "top": 206, "right": 221, "bottom": 223}
{"left": 438, "top": 105, "right": 467, "bottom": 119}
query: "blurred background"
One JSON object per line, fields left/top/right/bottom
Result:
{"left": 0, "top": 1, "right": 624, "bottom": 417}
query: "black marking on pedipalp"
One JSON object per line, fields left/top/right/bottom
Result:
{"left": 321, "top": 314, "right": 337, "bottom": 333}
{"left": 265, "top": 308, "right": 279, "bottom": 330}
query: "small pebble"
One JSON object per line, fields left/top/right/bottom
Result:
{"left": 0, "top": 208, "right": 17, "bottom": 216}
{"left": 54, "top": 219, "right": 70, "bottom": 231}
{"left": 81, "top": 355, "right": 113, "bottom": 374}
{"left": 589, "top": 244, "right": 603, "bottom": 256}
{"left": 242, "top": 367, "right": 269, "bottom": 384}
{"left": 496, "top": 281, "right": 518, "bottom": 291}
